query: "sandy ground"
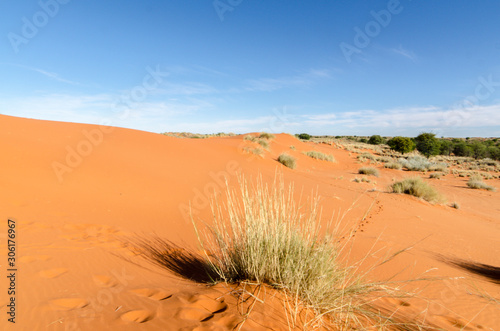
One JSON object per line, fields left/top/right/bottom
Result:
{"left": 0, "top": 114, "right": 499, "bottom": 330}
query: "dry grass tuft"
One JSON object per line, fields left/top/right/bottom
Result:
{"left": 391, "top": 177, "right": 444, "bottom": 203}
{"left": 467, "top": 175, "right": 496, "bottom": 191}
{"left": 303, "top": 151, "right": 336, "bottom": 162}
{"left": 358, "top": 167, "right": 379, "bottom": 177}
{"left": 259, "top": 132, "right": 276, "bottom": 140}
{"left": 278, "top": 153, "right": 297, "bottom": 169}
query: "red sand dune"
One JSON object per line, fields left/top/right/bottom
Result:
{"left": 0, "top": 114, "right": 499, "bottom": 330}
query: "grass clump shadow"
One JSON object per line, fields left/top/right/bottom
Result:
{"left": 127, "top": 236, "right": 219, "bottom": 283}
{"left": 391, "top": 177, "right": 444, "bottom": 203}
{"left": 358, "top": 167, "right": 379, "bottom": 177}
{"left": 278, "top": 153, "right": 297, "bottom": 169}
{"left": 467, "top": 175, "right": 496, "bottom": 191}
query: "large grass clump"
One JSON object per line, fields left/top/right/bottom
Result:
{"left": 278, "top": 153, "right": 297, "bottom": 169}
{"left": 467, "top": 175, "right": 496, "bottom": 191}
{"left": 189, "top": 176, "right": 432, "bottom": 328}
{"left": 133, "top": 176, "right": 434, "bottom": 329}
{"left": 303, "top": 150, "right": 336, "bottom": 162}
{"left": 391, "top": 177, "right": 444, "bottom": 203}
{"left": 358, "top": 167, "right": 379, "bottom": 177}
{"left": 194, "top": 177, "right": 345, "bottom": 305}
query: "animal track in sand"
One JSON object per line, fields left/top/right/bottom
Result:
{"left": 120, "top": 309, "right": 155, "bottom": 323}
{"left": 176, "top": 308, "right": 214, "bottom": 322}
{"left": 92, "top": 275, "right": 118, "bottom": 288}
{"left": 39, "top": 268, "right": 68, "bottom": 278}
{"left": 48, "top": 298, "right": 88, "bottom": 311}
{"left": 19, "top": 255, "right": 51, "bottom": 263}
{"left": 129, "top": 288, "right": 174, "bottom": 301}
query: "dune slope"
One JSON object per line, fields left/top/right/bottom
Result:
{"left": 0, "top": 115, "right": 499, "bottom": 330}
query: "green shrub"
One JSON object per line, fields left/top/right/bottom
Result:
{"left": 304, "top": 151, "right": 335, "bottom": 162}
{"left": 439, "top": 140, "right": 453, "bottom": 156}
{"left": 368, "top": 135, "right": 384, "bottom": 145}
{"left": 415, "top": 133, "right": 440, "bottom": 158}
{"left": 297, "top": 133, "right": 311, "bottom": 140}
{"left": 358, "top": 167, "right": 379, "bottom": 177}
{"left": 278, "top": 153, "right": 296, "bottom": 169}
{"left": 391, "top": 178, "right": 444, "bottom": 203}
{"left": 244, "top": 135, "right": 257, "bottom": 142}
{"left": 387, "top": 136, "right": 416, "bottom": 154}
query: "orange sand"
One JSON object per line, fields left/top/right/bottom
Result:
{"left": 0, "top": 114, "right": 499, "bottom": 330}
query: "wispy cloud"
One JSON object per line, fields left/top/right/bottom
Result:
{"left": 5, "top": 63, "right": 81, "bottom": 85}
{"left": 245, "top": 68, "right": 332, "bottom": 92}
{"left": 390, "top": 45, "right": 417, "bottom": 62}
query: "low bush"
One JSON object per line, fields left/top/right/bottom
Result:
{"left": 297, "top": 133, "right": 311, "bottom": 140}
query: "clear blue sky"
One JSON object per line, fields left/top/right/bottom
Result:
{"left": 1, "top": 0, "right": 499, "bottom": 137}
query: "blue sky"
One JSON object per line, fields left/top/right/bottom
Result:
{"left": 1, "top": 0, "right": 499, "bottom": 137}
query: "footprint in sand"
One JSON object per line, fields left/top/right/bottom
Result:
{"left": 189, "top": 297, "right": 228, "bottom": 314}
{"left": 19, "top": 255, "right": 51, "bottom": 263}
{"left": 130, "top": 288, "right": 174, "bottom": 301}
{"left": 120, "top": 310, "right": 155, "bottom": 323}
{"left": 48, "top": 298, "right": 88, "bottom": 311}
{"left": 92, "top": 275, "right": 118, "bottom": 288}
{"left": 176, "top": 308, "right": 214, "bottom": 322}
{"left": 39, "top": 268, "right": 68, "bottom": 278}
{"left": 176, "top": 295, "right": 228, "bottom": 322}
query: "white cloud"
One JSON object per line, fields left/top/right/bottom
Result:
{"left": 302, "top": 104, "right": 500, "bottom": 131}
